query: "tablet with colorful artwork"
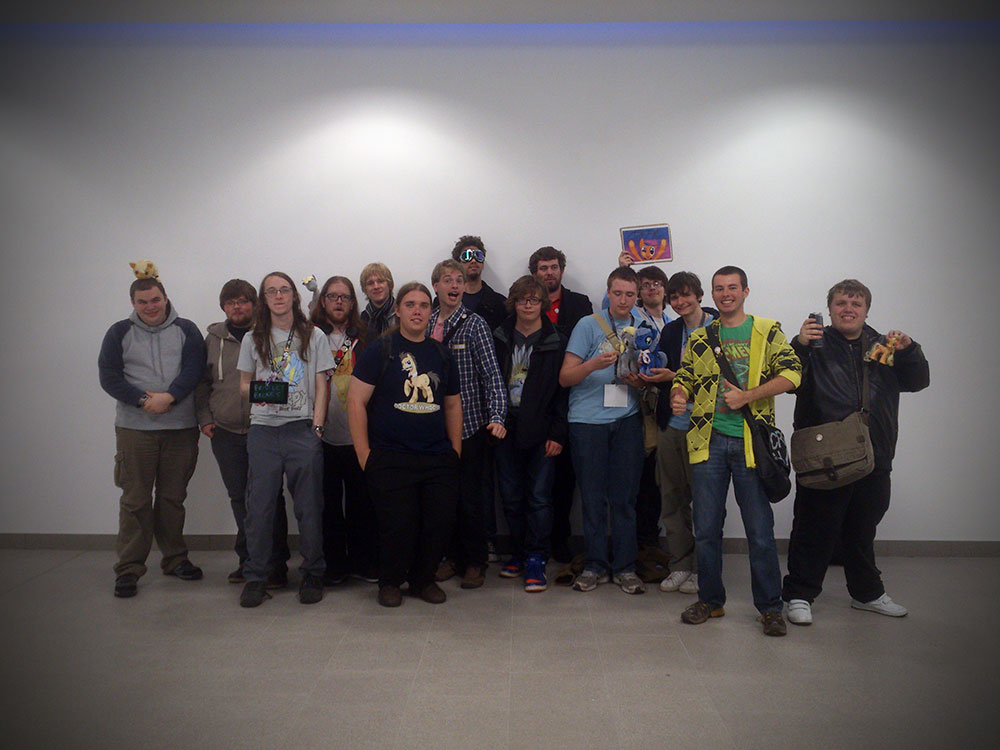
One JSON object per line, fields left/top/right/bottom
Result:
{"left": 620, "top": 223, "right": 672, "bottom": 264}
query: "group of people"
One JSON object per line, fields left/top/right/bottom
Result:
{"left": 98, "top": 234, "right": 929, "bottom": 636}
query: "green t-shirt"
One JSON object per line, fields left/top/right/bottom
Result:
{"left": 713, "top": 316, "right": 752, "bottom": 438}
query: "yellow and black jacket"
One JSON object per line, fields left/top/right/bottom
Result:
{"left": 673, "top": 316, "right": 801, "bottom": 468}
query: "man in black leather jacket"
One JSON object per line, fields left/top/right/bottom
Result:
{"left": 782, "top": 279, "right": 930, "bottom": 625}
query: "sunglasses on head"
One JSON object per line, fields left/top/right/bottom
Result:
{"left": 459, "top": 248, "right": 486, "bottom": 263}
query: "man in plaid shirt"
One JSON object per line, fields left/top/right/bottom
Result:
{"left": 428, "top": 259, "right": 508, "bottom": 589}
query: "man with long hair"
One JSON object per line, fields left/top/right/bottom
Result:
{"left": 237, "top": 272, "right": 336, "bottom": 607}
{"left": 310, "top": 276, "right": 379, "bottom": 586}
{"left": 195, "top": 279, "right": 290, "bottom": 586}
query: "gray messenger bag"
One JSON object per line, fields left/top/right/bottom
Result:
{"left": 790, "top": 361, "right": 874, "bottom": 490}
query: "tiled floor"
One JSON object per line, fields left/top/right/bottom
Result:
{"left": 1, "top": 549, "right": 997, "bottom": 749}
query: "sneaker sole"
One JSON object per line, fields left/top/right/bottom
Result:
{"left": 498, "top": 570, "right": 523, "bottom": 579}
{"left": 850, "top": 601, "right": 907, "bottom": 617}
{"left": 524, "top": 582, "right": 547, "bottom": 592}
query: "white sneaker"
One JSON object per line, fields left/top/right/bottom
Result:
{"left": 678, "top": 573, "right": 699, "bottom": 595}
{"left": 786, "top": 599, "right": 813, "bottom": 625}
{"left": 851, "top": 593, "right": 907, "bottom": 617}
{"left": 659, "top": 570, "right": 691, "bottom": 592}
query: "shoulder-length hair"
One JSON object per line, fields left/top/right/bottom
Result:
{"left": 310, "top": 275, "right": 368, "bottom": 353}
{"left": 252, "top": 271, "right": 314, "bottom": 364}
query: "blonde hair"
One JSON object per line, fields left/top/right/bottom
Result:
{"left": 359, "top": 263, "right": 395, "bottom": 297}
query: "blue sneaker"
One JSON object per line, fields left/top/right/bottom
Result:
{"left": 523, "top": 554, "right": 547, "bottom": 592}
{"left": 500, "top": 557, "right": 524, "bottom": 578}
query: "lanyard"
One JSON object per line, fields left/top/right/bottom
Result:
{"left": 267, "top": 328, "right": 295, "bottom": 382}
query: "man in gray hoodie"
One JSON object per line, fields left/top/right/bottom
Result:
{"left": 195, "top": 279, "right": 290, "bottom": 586}
{"left": 98, "top": 276, "right": 206, "bottom": 598}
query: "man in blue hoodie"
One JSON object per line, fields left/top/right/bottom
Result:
{"left": 99, "top": 275, "right": 206, "bottom": 598}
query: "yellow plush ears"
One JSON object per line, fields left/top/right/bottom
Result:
{"left": 129, "top": 260, "right": 159, "bottom": 280}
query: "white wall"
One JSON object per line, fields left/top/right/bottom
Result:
{"left": 1, "top": 23, "right": 997, "bottom": 541}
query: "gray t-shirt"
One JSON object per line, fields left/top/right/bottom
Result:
{"left": 237, "top": 327, "right": 336, "bottom": 427}
{"left": 322, "top": 329, "right": 358, "bottom": 446}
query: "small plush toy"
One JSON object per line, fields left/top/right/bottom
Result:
{"left": 615, "top": 326, "right": 640, "bottom": 380}
{"left": 866, "top": 336, "right": 898, "bottom": 366}
{"left": 633, "top": 325, "right": 667, "bottom": 376}
{"left": 129, "top": 260, "right": 159, "bottom": 280}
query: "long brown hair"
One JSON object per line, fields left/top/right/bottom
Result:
{"left": 310, "top": 275, "right": 368, "bottom": 352}
{"left": 252, "top": 271, "right": 314, "bottom": 364}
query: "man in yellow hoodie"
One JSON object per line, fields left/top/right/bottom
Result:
{"left": 670, "top": 266, "right": 801, "bottom": 636}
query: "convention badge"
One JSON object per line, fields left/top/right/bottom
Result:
{"left": 864, "top": 335, "right": 896, "bottom": 367}
{"left": 250, "top": 380, "right": 289, "bottom": 404}
{"left": 604, "top": 383, "right": 629, "bottom": 408}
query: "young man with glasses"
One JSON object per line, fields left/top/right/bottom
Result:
{"left": 493, "top": 276, "right": 568, "bottom": 592}
{"left": 99, "top": 272, "right": 206, "bottom": 598}
{"left": 195, "top": 279, "right": 290, "bottom": 586}
{"left": 237, "top": 273, "right": 335, "bottom": 607}
{"left": 310, "top": 276, "right": 379, "bottom": 586}
{"left": 528, "top": 245, "right": 593, "bottom": 563}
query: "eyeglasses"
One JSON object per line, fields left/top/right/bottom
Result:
{"left": 459, "top": 248, "right": 486, "bottom": 263}
{"left": 323, "top": 293, "right": 353, "bottom": 303}
{"left": 516, "top": 297, "right": 542, "bottom": 306}
{"left": 263, "top": 286, "right": 293, "bottom": 298}
{"left": 222, "top": 297, "right": 251, "bottom": 308}
{"left": 640, "top": 281, "right": 663, "bottom": 290}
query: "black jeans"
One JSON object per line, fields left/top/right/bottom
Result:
{"left": 447, "top": 428, "right": 488, "bottom": 570}
{"left": 322, "top": 442, "right": 378, "bottom": 578}
{"left": 365, "top": 448, "right": 460, "bottom": 590}
{"left": 209, "top": 426, "right": 289, "bottom": 569}
{"left": 550, "top": 448, "right": 577, "bottom": 553}
{"left": 782, "top": 470, "right": 892, "bottom": 604}
{"left": 635, "top": 450, "right": 661, "bottom": 549}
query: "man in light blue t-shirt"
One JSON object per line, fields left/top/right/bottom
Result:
{"left": 559, "top": 267, "right": 647, "bottom": 595}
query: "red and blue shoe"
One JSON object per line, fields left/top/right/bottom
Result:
{"left": 499, "top": 557, "right": 524, "bottom": 578}
{"left": 523, "top": 554, "right": 547, "bottom": 592}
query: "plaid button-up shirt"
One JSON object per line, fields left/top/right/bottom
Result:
{"left": 427, "top": 305, "right": 507, "bottom": 440}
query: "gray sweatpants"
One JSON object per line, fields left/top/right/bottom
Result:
{"left": 244, "top": 420, "right": 325, "bottom": 582}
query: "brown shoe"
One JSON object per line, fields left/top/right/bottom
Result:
{"left": 761, "top": 611, "right": 787, "bottom": 637}
{"left": 415, "top": 582, "right": 447, "bottom": 604}
{"left": 377, "top": 584, "right": 403, "bottom": 608}
{"left": 460, "top": 565, "right": 485, "bottom": 589}
{"left": 681, "top": 600, "right": 725, "bottom": 624}
{"left": 435, "top": 560, "right": 457, "bottom": 582}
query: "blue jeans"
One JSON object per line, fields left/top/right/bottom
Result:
{"left": 495, "top": 418, "right": 555, "bottom": 559}
{"left": 691, "top": 432, "right": 782, "bottom": 614}
{"left": 569, "top": 413, "right": 644, "bottom": 575}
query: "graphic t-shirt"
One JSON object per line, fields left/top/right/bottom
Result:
{"left": 237, "top": 327, "right": 336, "bottom": 427}
{"left": 713, "top": 316, "right": 753, "bottom": 438}
{"left": 507, "top": 329, "right": 541, "bottom": 409}
{"left": 352, "top": 332, "right": 461, "bottom": 455}
{"left": 323, "top": 329, "right": 361, "bottom": 446}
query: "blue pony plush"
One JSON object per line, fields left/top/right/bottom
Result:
{"left": 633, "top": 325, "right": 666, "bottom": 376}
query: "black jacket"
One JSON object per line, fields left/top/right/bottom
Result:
{"left": 493, "top": 315, "right": 569, "bottom": 449}
{"left": 654, "top": 307, "right": 719, "bottom": 429}
{"left": 792, "top": 324, "right": 929, "bottom": 472}
{"left": 553, "top": 286, "right": 593, "bottom": 339}
{"left": 468, "top": 281, "right": 508, "bottom": 334}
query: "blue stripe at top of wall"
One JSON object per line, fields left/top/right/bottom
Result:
{"left": 2, "top": 21, "right": 999, "bottom": 47}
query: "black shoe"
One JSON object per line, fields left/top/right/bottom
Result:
{"left": 228, "top": 565, "right": 245, "bottom": 584}
{"left": 165, "top": 560, "right": 203, "bottom": 581}
{"left": 414, "top": 582, "right": 447, "bottom": 604}
{"left": 299, "top": 574, "right": 324, "bottom": 605}
{"left": 323, "top": 571, "right": 348, "bottom": 587}
{"left": 240, "top": 581, "right": 271, "bottom": 608}
{"left": 350, "top": 569, "right": 380, "bottom": 584}
{"left": 377, "top": 584, "right": 403, "bottom": 607}
{"left": 114, "top": 573, "right": 138, "bottom": 598}
{"left": 265, "top": 568, "right": 288, "bottom": 590}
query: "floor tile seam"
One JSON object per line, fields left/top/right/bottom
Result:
{"left": 0, "top": 549, "right": 90, "bottom": 597}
